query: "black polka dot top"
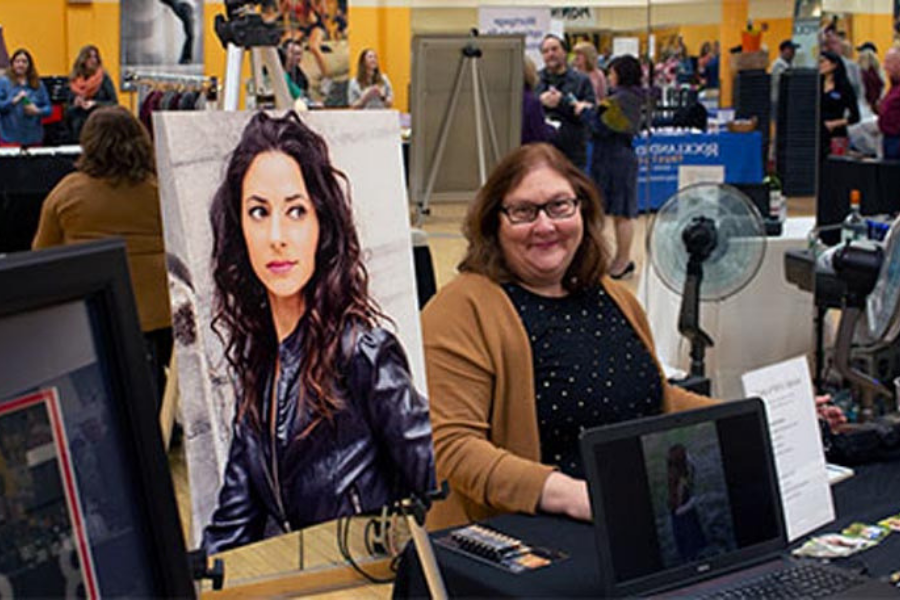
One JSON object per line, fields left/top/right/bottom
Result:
{"left": 502, "top": 283, "right": 663, "bottom": 478}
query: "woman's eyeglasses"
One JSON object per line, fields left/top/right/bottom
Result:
{"left": 500, "top": 198, "right": 580, "bottom": 224}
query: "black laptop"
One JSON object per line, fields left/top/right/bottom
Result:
{"left": 579, "top": 398, "right": 898, "bottom": 598}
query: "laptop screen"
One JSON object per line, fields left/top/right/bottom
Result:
{"left": 581, "top": 399, "right": 786, "bottom": 597}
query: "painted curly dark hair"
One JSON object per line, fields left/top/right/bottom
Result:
{"left": 210, "top": 111, "right": 382, "bottom": 433}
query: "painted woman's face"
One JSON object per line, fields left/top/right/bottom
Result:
{"left": 241, "top": 151, "right": 320, "bottom": 305}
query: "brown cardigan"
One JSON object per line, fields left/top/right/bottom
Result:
{"left": 32, "top": 172, "right": 171, "bottom": 333}
{"left": 421, "top": 272, "right": 715, "bottom": 530}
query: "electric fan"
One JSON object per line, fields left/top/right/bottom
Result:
{"left": 647, "top": 183, "right": 767, "bottom": 384}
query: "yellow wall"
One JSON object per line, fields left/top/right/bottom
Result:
{"left": 720, "top": 0, "right": 749, "bottom": 107}
{"left": 0, "top": 0, "right": 68, "bottom": 75}
{"left": 679, "top": 24, "right": 721, "bottom": 55}
{"left": 0, "top": 0, "right": 119, "bottom": 84}
{"left": 852, "top": 13, "right": 894, "bottom": 58}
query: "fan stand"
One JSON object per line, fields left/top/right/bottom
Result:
{"left": 673, "top": 216, "right": 718, "bottom": 396}
{"left": 677, "top": 256, "right": 714, "bottom": 393}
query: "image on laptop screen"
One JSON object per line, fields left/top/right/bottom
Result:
{"left": 641, "top": 421, "right": 737, "bottom": 569}
{"left": 584, "top": 401, "right": 784, "bottom": 596}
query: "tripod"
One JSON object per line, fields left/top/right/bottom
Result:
{"left": 215, "top": 2, "right": 292, "bottom": 111}
{"left": 416, "top": 38, "right": 501, "bottom": 226}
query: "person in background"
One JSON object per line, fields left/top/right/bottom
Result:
{"left": 0, "top": 48, "right": 51, "bottom": 146}
{"left": 823, "top": 26, "right": 862, "bottom": 103}
{"left": 819, "top": 50, "right": 860, "bottom": 158}
{"left": 856, "top": 42, "right": 885, "bottom": 116}
{"left": 535, "top": 34, "right": 595, "bottom": 170}
{"left": 521, "top": 55, "right": 556, "bottom": 145}
{"left": 348, "top": 48, "right": 392, "bottom": 109}
{"left": 771, "top": 40, "right": 799, "bottom": 112}
{"left": 697, "top": 42, "right": 713, "bottom": 84}
{"left": 32, "top": 107, "right": 171, "bottom": 408}
{"left": 67, "top": 45, "right": 118, "bottom": 140}
{"left": 572, "top": 41, "right": 607, "bottom": 102}
{"left": 422, "top": 143, "right": 714, "bottom": 530}
{"left": 878, "top": 47, "right": 900, "bottom": 159}
{"left": 576, "top": 55, "right": 644, "bottom": 280}
{"left": 282, "top": 38, "right": 309, "bottom": 101}
{"left": 707, "top": 47, "right": 720, "bottom": 89}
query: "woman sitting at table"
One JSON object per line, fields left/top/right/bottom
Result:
{"left": 422, "top": 143, "right": 715, "bottom": 530}
{"left": 0, "top": 48, "right": 52, "bottom": 146}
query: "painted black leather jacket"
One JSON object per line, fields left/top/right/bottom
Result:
{"left": 202, "top": 323, "right": 435, "bottom": 554}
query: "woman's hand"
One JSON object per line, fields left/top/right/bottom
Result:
{"left": 13, "top": 90, "right": 27, "bottom": 104}
{"left": 364, "top": 85, "right": 382, "bottom": 102}
{"left": 539, "top": 471, "right": 592, "bottom": 521}
{"left": 573, "top": 100, "right": 592, "bottom": 116}
{"left": 824, "top": 119, "right": 844, "bottom": 132}
{"left": 816, "top": 394, "right": 847, "bottom": 430}
{"left": 23, "top": 103, "right": 40, "bottom": 116}
{"left": 540, "top": 88, "right": 562, "bottom": 109}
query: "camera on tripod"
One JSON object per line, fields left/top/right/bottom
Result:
{"left": 214, "top": 0, "right": 282, "bottom": 49}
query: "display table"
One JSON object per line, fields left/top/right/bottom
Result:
{"left": 394, "top": 459, "right": 900, "bottom": 597}
{"left": 635, "top": 130, "right": 764, "bottom": 212}
{"left": 0, "top": 146, "right": 80, "bottom": 253}
{"left": 637, "top": 216, "right": 815, "bottom": 400}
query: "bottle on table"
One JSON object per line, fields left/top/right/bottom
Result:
{"left": 841, "top": 189, "right": 867, "bottom": 244}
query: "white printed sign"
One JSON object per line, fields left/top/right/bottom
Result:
{"left": 742, "top": 356, "right": 835, "bottom": 541}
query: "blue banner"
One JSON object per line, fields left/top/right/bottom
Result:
{"left": 634, "top": 131, "right": 763, "bottom": 211}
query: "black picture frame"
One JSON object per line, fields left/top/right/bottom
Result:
{"left": 0, "top": 239, "right": 195, "bottom": 598}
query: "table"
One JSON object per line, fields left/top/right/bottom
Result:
{"left": 0, "top": 147, "right": 80, "bottom": 253}
{"left": 637, "top": 216, "right": 816, "bottom": 400}
{"left": 634, "top": 130, "right": 764, "bottom": 212}
{"left": 394, "top": 459, "right": 900, "bottom": 597}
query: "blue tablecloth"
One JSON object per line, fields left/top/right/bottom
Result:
{"left": 633, "top": 130, "right": 763, "bottom": 211}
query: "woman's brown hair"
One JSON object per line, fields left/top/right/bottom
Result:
{"left": 75, "top": 106, "right": 156, "bottom": 185}
{"left": 458, "top": 143, "right": 609, "bottom": 292}
{"left": 523, "top": 55, "right": 539, "bottom": 91}
{"left": 572, "top": 41, "right": 599, "bottom": 73}
{"left": 10, "top": 49, "right": 40, "bottom": 90}
{"left": 71, "top": 45, "right": 101, "bottom": 80}
{"left": 210, "top": 111, "right": 385, "bottom": 434}
{"left": 355, "top": 48, "right": 383, "bottom": 87}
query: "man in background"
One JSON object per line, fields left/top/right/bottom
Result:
{"left": 878, "top": 47, "right": 900, "bottom": 159}
{"left": 535, "top": 34, "right": 596, "bottom": 169}
{"left": 771, "top": 40, "right": 798, "bottom": 111}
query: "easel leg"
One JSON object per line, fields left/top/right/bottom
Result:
{"left": 258, "top": 46, "right": 293, "bottom": 110}
{"left": 223, "top": 43, "right": 244, "bottom": 111}
{"left": 404, "top": 514, "right": 448, "bottom": 599}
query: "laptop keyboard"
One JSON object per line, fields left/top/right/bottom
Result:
{"left": 698, "top": 563, "right": 866, "bottom": 599}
